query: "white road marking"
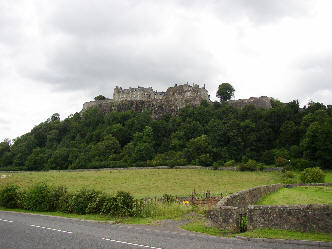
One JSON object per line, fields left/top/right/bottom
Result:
{"left": 30, "top": 224, "right": 72, "bottom": 234}
{"left": 0, "top": 218, "right": 14, "bottom": 223}
{"left": 102, "top": 237, "right": 162, "bottom": 249}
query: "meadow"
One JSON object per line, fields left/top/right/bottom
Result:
{"left": 0, "top": 169, "right": 282, "bottom": 198}
{"left": 257, "top": 185, "right": 332, "bottom": 205}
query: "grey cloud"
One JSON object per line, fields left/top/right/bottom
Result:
{"left": 0, "top": 1, "right": 25, "bottom": 45}
{"left": 222, "top": 0, "right": 311, "bottom": 23}
{"left": 21, "top": 0, "right": 219, "bottom": 96}
{"left": 297, "top": 55, "right": 332, "bottom": 91}
{"left": 287, "top": 55, "right": 332, "bottom": 104}
{"left": 178, "top": 0, "right": 312, "bottom": 24}
{"left": 0, "top": 117, "right": 9, "bottom": 125}
{"left": 49, "top": 0, "right": 164, "bottom": 38}
{"left": 25, "top": 37, "right": 218, "bottom": 97}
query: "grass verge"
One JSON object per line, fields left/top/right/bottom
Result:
{"left": 0, "top": 207, "right": 112, "bottom": 222}
{"left": 0, "top": 207, "right": 166, "bottom": 225}
{"left": 181, "top": 219, "right": 332, "bottom": 242}
{"left": 0, "top": 201, "right": 202, "bottom": 225}
{"left": 240, "top": 229, "right": 332, "bottom": 242}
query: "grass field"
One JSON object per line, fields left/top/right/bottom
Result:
{"left": 324, "top": 171, "right": 332, "bottom": 182}
{"left": 257, "top": 186, "right": 332, "bottom": 205}
{"left": 0, "top": 169, "right": 282, "bottom": 198}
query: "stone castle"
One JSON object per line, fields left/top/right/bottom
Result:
{"left": 82, "top": 84, "right": 272, "bottom": 118}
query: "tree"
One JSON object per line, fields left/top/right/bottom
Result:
{"left": 187, "top": 135, "right": 211, "bottom": 161}
{"left": 50, "top": 113, "right": 60, "bottom": 122}
{"left": 94, "top": 95, "right": 106, "bottom": 101}
{"left": 301, "top": 121, "right": 332, "bottom": 169}
{"left": 217, "top": 83, "right": 235, "bottom": 102}
{"left": 89, "top": 135, "right": 120, "bottom": 161}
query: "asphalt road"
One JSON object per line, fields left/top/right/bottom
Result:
{"left": 0, "top": 211, "right": 328, "bottom": 249}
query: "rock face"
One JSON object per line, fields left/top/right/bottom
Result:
{"left": 82, "top": 84, "right": 273, "bottom": 118}
{"left": 83, "top": 84, "right": 210, "bottom": 118}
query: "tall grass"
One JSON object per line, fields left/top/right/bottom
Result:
{"left": 135, "top": 200, "right": 196, "bottom": 219}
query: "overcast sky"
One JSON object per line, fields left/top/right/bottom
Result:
{"left": 1, "top": 0, "right": 331, "bottom": 142}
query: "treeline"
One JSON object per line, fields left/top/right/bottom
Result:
{"left": 0, "top": 99, "right": 331, "bottom": 171}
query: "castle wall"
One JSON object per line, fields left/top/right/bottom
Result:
{"left": 113, "top": 86, "right": 166, "bottom": 101}
{"left": 228, "top": 96, "right": 272, "bottom": 109}
{"left": 82, "top": 84, "right": 273, "bottom": 119}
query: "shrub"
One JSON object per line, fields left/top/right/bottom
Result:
{"left": 49, "top": 185, "right": 71, "bottom": 212}
{"left": 173, "top": 151, "right": 187, "bottom": 166}
{"left": 108, "top": 160, "right": 128, "bottom": 168}
{"left": 161, "top": 194, "right": 175, "bottom": 203}
{"left": 212, "top": 162, "right": 220, "bottom": 170}
{"left": 101, "top": 196, "right": 117, "bottom": 215}
{"left": 86, "top": 193, "right": 107, "bottom": 214}
{"left": 151, "top": 153, "right": 168, "bottom": 166}
{"left": 116, "top": 191, "right": 134, "bottom": 217}
{"left": 167, "top": 160, "right": 177, "bottom": 168}
{"left": 0, "top": 184, "right": 21, "bottom": 208}
{"left": 213, "top": 160, "right": 224, "bottom": 169}
{"left": 71, "top": 188, "right": 103, "bottom": 214}
{"left": 275, "top": 157, "right": 289, "bottom": 167}
{"left": 261, "top": 150, "right": 275, "bottom": 165}
{"left": 256, "top": 162, "right": 265, "bottom": 171}
{"left": 197, "top": 154, "right": 213, "bottom": 166}
{"left": 273, "top": 148, "right": 290, "bottom": 160}
{"left": 291, "top": 158, "right": 314, "bottom": 170}
{"left": 133, "top": 161, "right": 147, "bottom": 167}
{"left": 239, "top": 159, "right": 258, "bottom": 171}
{"left": 25, "top": 183, "right": 52, "bottom": 211}
{"left": 224, "top": 160, "right": 236, "bottom": 167}
{"left": 289, "top": 145, "right": 301, "bottom": 158}
{"left": 300, "top": 167, "right": 325, "bottom": 183}
{"left": 282, "top": 171, "right": 297, "bottom": 184}
{"left": 101, "top": 191, "right": 134, "bottom": 217}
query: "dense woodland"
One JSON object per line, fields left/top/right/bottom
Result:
{"left": 0, "top": 99, "right": 331, "bottom": 171}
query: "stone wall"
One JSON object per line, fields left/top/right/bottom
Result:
{"left": 207, "top": 183, "right": 332, "bottom": 233}
{"left": 207, "top": 184, "right": 283, "bottom": 231}
{"left": 207, "top": 206, "right": 244, "bottom": 231}
{"left": 228, "top": 96, "right": 272, "bottom": 109}
{"left": 215, "top": 184, "right": 283, "bottom": 209}
{"left": 113, "top": 86, "right": 166, "bottom": 101}
{"left": 247, "top": 204, "right": 332, "bottom": 234}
